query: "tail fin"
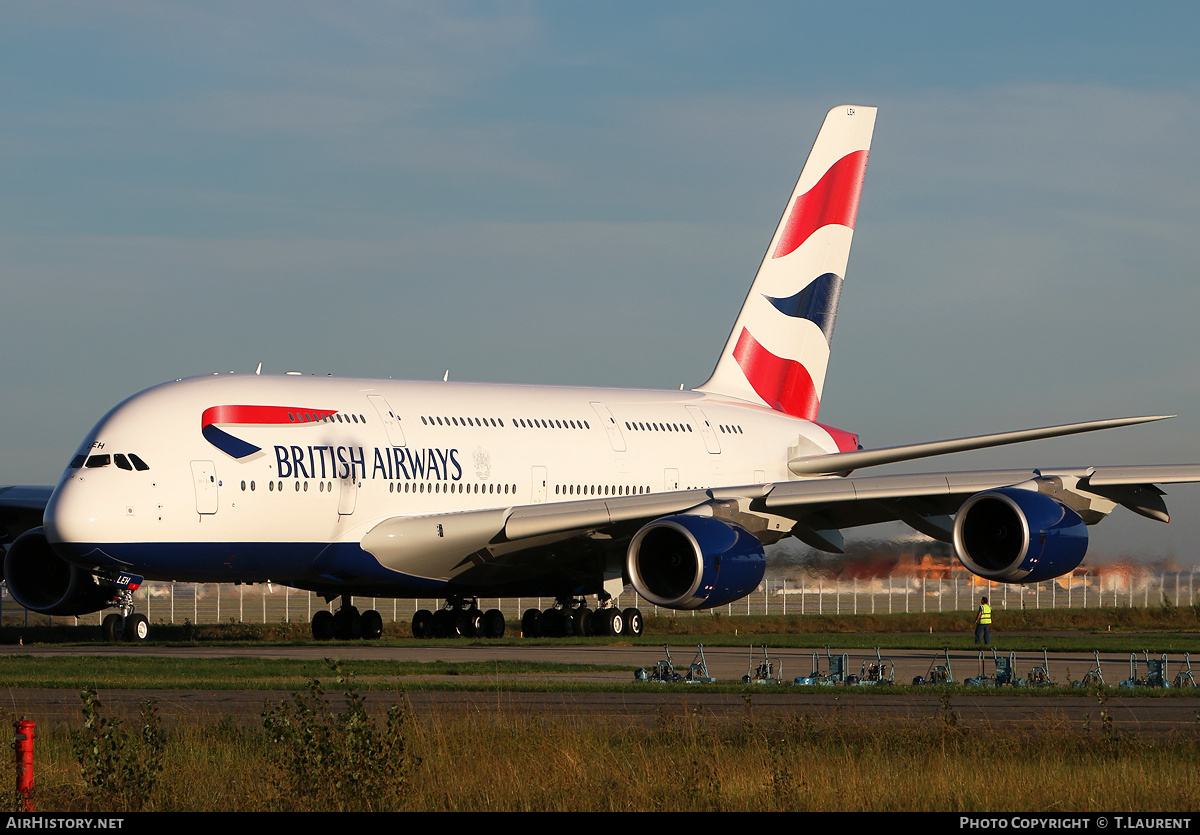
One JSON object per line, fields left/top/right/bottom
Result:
{"left": 696, "top": 105, "right": 876, "bottom": 420}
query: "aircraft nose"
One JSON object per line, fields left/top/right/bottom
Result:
{"left": 43, "top": 476, "right": 104, "bottom": 551}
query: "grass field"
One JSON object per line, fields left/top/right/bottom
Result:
{"left": 3, "top": 607, "right": 1199, "bottom": 812}
{"left": 9, "top": 663, "right": 1200, "bottom": 813}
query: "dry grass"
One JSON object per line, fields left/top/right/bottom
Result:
{"left": 13, "top": 688, "right": 1200, "bottom": 812}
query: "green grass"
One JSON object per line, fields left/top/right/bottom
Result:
{"left": 0, "top": 655, "right": 628, "bottom": 689}
{"left": 8, "top": 603, "right": 1200, "bottom": 646}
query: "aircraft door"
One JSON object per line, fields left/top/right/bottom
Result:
{"left": 339, "top": 475, "right": 358, "bottom": 516}
{"left": 531, "top": 466, "right": 547, "bottom": 503}
{"left": 367, "top": 395, "right": 406, "bottom": 447}
{"left": 190, "top": 460, "right": 218, "bottom": 515}
{"left": 590, "top": 402, "right": 626, "bottom": 452}
{"left": 685, "top": 406, "right": 721, "bottom": 454}
{"left": 664, "top": 468, "right": 680, "bottom": 492}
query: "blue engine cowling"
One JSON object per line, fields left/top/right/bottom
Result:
{"left": 952, "top": 488, "right": 1088, "bottom": 584}
{"left": 626, "top": 515, "right": 766, "bottom": 609}
{"left": 2, "top": 527, "right": 115, "bottom": 616}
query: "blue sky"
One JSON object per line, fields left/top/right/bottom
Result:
{"left": 3, "top": 2, "right": 1199, "bottom": 564}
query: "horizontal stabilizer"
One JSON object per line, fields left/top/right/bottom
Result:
{"left": 787, "top": 415, "right": 1174, "bottom": 476}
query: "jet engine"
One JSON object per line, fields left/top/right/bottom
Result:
{"left": 953, "top": 488, "right": 1088, "bottom": 584}
{"left": 626, "top": 515, "right": 765, "bottom": 609}
{"left": 3, "top": 527, "right": 115, "bottom": 616}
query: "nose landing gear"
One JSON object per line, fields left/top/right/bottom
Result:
{"left": 101, "top": 574, "right": 150, "bottom": 643}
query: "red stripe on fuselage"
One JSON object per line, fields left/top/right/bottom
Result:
{"left": 772, "top": 149, "right": 869, "bottom": 260}
{"left": 200, "top": 404, "right": 338, "bottom": 429}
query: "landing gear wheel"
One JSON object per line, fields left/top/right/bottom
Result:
{"left": 463, "top": 607, "right": 484, "bottom": 637}
{"left": 361, "top": 609, "right": 384, "bottom": 640}
{"left": 452, "top": 609, "right": 475, "bottom": 638}
{"left": 412, "top": 609, "right": 434, "bottom": 639}
{"left": 622, "top": 608, "right": 643, "bottom": 638}
{"left": 543, "top": 608, "right": 574, "bottom": 637}
{"left": 482, "top": 609, "right": 506, "bottom": 638}
{"left": 312, "top": 610, "right": 335, "bottom": 640}
{"left": 573, "top": 607, "right": 591, "bottom": 636}
{"left": 600, "top": 608, "right": 624, "bottom": 636}
{"left": 123, "top": 613, "right": 149, "bottom": 643}
{"left": 102, "top": 613, "right": 123, "bottom": 642}
{"left": 521, "top": 608, "right": 542, "bottom": 638}
{"left": 539, "top": 607, "right": 561, "bottom": 637}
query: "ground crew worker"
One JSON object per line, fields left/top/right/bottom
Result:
{"left": 974, "top": 596, "right": 992, "bottom": 645}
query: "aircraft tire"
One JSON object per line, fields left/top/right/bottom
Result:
{"left": 102, "top": 613, "right": 123, "bottom": 642}
{"left": 482, "top": 609, "right": 505, "bottom": 638}
{"left": 411, "top": 609, "right": 434, "bottom": 639}
{"left": 433, "top": 609, "right": 454, "bottom": 638}
{"left": 124, "top": 613, "right": 149, "bottom": 643}
{"left": 521, "top": 608, "right": 542, "bottom": 638}
{"left": 583, "top": 609, "right": 602, "bottom": 636}
{"left": 312, "top": 610, "right": 335, "bottom": 640}
{"left": 465, "top": 607, "right": 483, "bottom": 637}
{"left": 573, "top": 607, "right": 590, "bottom": 636}
{"left": 622, "top": 608, "right": 643, "bottom": 637}
{"left": 453, "top": 610, "right": 475, "bottom": 637}
{"left": 600, "top": 609, "right": 623, "bottom": 636}
{"left": 541, "top": 608, "right": 563, "bottom": 637}
{"left": 361, "top": 609, "right": 383, "bottom": 640}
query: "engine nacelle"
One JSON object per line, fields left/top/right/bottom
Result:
{"left": 953, "top": 488, "right": 1088, "bottom": 584}
{"left": 3, "top": 528, "right": 115, "bottom": 616}
{"left": 626, "top": 515, "right": 765, "bottom": 609}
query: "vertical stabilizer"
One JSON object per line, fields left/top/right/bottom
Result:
{"left": 696, "top": 105, "right": 876, "bottom": 420}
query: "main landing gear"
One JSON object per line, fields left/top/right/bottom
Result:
{"left": 311, "top": 594, "right": 384, "bottom": 640}
{"left": 520, "top": 597, "right": 643, "bottom": 638}
{"left": 410, "top": 597, "right": 506, "bottom": 639}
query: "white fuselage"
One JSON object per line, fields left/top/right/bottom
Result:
{"left": 44, "top": 373, "right": 853, "bottom": 595}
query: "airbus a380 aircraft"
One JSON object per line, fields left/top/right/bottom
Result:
{"left": 4, "top": 105, "right": 1199, "bottom": 643}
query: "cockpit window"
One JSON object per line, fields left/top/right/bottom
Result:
{"left": 72, "top": 452, "right": 149, "bottom": 471}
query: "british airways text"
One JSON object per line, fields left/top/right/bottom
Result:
{"left": 273, "top": 445, "right": 463, "bottom": 481}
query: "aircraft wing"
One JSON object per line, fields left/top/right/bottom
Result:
{"left": 0, "top": 486, "right": 52, "bottom": 544}
{"left": 759, "top": 464, "right": 1200, "bottom": 547}
{"left": 359, "top": 463, "right": 1200, "bottom": 578}
{"left": 499, "top": 463, "right": 1200, "bottom": 550}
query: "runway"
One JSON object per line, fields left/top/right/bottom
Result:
{"left": 4, "top": 643, "right": 1197, "bottom": 737}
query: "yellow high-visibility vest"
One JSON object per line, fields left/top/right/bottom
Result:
{"left": 978, "top": 604, "right": 992, "bottom": 624}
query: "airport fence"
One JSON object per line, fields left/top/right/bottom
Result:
{"left": 3, "top": 569, "right": 1197, "bottom": 629}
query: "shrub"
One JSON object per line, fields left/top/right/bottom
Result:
{"left": 69, "top": 689, "right": 163, "bottom": 812}
{"left": 260, "top": 659, "right": 417, "bottom": 811}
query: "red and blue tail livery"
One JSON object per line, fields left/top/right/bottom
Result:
{"left": 700, "top": 105, "right": 875, "bottom": 420}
